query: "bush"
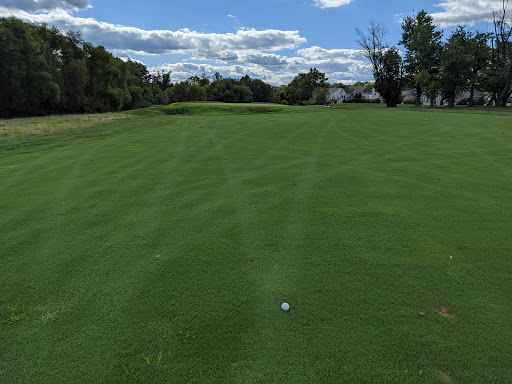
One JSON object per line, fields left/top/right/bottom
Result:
{"left": 474, "top": 97, "right": 485, "bottom": 106}
{"left": 463, "top": 97, "right": 485, "bottom": 106}
{"left": 280, "top": 100, "right": 289, "bottom": 105}
{"left": 403, "top": 99, "right": 416, "bottom": 105}
{"left": 344, "top": 97, "right": 380, "bottom": 104}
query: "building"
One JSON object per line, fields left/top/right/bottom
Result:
{"left": 326, "top": 88, "right": 348, "bottom": 104}
{"left": 351, "top": 85, "right": 379, "bottom": 100}
{"left": 326, "top": 86, "right": 380, "bottom": 104}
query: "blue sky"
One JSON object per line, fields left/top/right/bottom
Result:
{"left": 0, "top": 0, "right": 505, "bottom": 84}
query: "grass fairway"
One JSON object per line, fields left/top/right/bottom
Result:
{"left": 1, "top": 104, "right": 511, "bottom": 383}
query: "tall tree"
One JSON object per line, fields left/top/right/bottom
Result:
{"left": 0, "top": 18, "right": 60, "bottom": 116}
{"left": 400, "top": 10, "right": 443, "bottom": 106}
{"left": 487, "top": 0, "right": 512, "bottom": 106}
{"left": 0, "top": 17, "right": 167, "bottom": 116}
{"left": 440, "top": 26, "right": 474, "bottom": 107}
{"left": 287, "top": 68, "right": 328, "bottom": 104}
{"left": 240, "top": 75, "right": 273, "bottom": 102}
{"left": 356, "top": 21, "right": 403, "bottom": 107}
{"left": 466, "top": 31, "right": 491, "bottom": 105}
{"left": 61, "top": 31, "right": 89, "bottom": 112}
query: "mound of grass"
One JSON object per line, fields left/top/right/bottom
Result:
{"left": 124, "top": 105, "right": 170, "bottom": 117}
{"left": 162, "top": 102, "right": 315, "bottom": 115}
{"left": 329, "top": 102, "right": 387, "bottom": 109}
{"left": 0, "top": 112, "right": 130, "bottom": 139}
{"left": 0, "top": 112, "right": 132, "bottom": 151}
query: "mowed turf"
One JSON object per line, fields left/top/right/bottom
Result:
{"left": 1, "top": 104, "right": 511, "bottom": 383}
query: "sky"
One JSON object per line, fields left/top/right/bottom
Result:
{"left": 0, "top": 0, "right": 507, "bottom": 85}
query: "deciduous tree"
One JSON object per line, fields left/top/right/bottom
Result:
{"left": 400, "top": 10, "right": 443, "bottom": 106}
{"left": 356, "top": 21, "right": 403, "bottom": 107}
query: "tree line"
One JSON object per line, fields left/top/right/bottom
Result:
{"left": 0, "top": 17, "right": 340, "bottom": 117}
{"left": 0, "top": 17, "right": 172, "bottom": 117}
{"left": 168, "top": 68, "right": 334, "bottom": 106}
{"left": 357, "top": 1, "right": 512, "bottom": 107}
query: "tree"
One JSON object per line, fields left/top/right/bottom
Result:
{"left": 272, "top": 85, "right": 288, "bottom": 104}
{"left": 440, "top": 26, "right": 474, "bottom": 107}
{"left": 207, "top": 79, "right": 234, "bottom": 102}
{"left": 0, "top": 18, "right": 61, "bottom": 116}
{"left": 416, "top": 70, "right": 440, "bottom": 106}
{"left": 287, "top": 68, "right": 328, "bottom": 104}
{"left": 400, "top": 10, "right": 443, "bottom": 106}
{"left": 188, "top": 75, "right": 207, "bottom": 86}
{"left": 240, "top": 75, "right": 273, "bottom": 102}
{"left": 62, "top": 58, "right": 89, "bottom": 112}
{"left": 61, "top": 31, "right": 89, "bottom": 112}
{"left": 310, "top": 87, "right": 327, "bottom": 105}
{"left": 166, "top": 81, "right": 191, "bottom": 103}
{"left": 0, "top": 17, "right": 167, "bottom": 116}
{"left": 233, "top": 84, "right": 253, "bottom": 103}
{"left": 153, "top": 71, "right": 172, "bottom": 91}
{"left": 466, "top": 31, "right": 491, "bottom": 105}
{"left": 189, "top": 84, "right": 206, "bottom": 101}
{"left": 352, "top": 81, "right": 375, "bottom": 87}
{"left": 486, "top": 0, "right": 512, "bottom": 106}
{"left": 356, "top": 21, "right": 403, "bottom": 107}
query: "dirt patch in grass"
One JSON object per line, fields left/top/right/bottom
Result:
{"left": 438, "top": 371, "right": 455, "bottom": 382}
{"left": 435, "top": 306, "right": 453, "bottom": 317}
{"left": 0, "top": 113, "right": 130, "bottom": 139}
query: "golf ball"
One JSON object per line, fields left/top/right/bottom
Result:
{"left": 281, "top": 302, "right": 289, "bottom": 311}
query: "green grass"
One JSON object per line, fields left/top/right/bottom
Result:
{"left": 161, "top": 102, "right": 319, "bottom": 115}
{"left": 1, "top": 103, "right": 511, "bottom": 383}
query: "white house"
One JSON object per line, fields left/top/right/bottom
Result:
{"left": 420, "top": 93, "right": 443, "bottom": 106}
{"left": 401, "top": 88, "right": 415, "bottom": 101}
{"left": 326, "top": 88, "right": 348, "bottom": 104}
{"left": 326, "top": 86, "right": 381, "bottom": 104}
{"left": 351, "top": 85, "right": 378, "bottom": 99}
{"left": 402, "top": 88, "right": 442, "bottom": 105}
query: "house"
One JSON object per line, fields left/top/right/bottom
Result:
{"left": 326, "top": 86, "right": 381, "bottom": 104}
{"left": 401, "top": 88, "right": 415, "bottom": 101}
{"left": 351, "top": 85, "right": 377, "bottom": 99}
{"left": 455, "top": 90, "right": 484, "bottom": 104}
{"left": 402, "top": 88, "right": 442, "bottom": 105}
{"left": 344, "top": 88, "right": 355, "bottom": 100}
{"left": 326, "top": 88, "right": 348, "bottom": 104}
{"left": 420, "top": 93, "right": 442, "bottom": 106}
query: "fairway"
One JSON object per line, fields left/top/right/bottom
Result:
{"left": 1, "top": 105, "right": 511, "bottom": 383}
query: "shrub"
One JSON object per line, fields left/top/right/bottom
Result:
{"left": 465, "top": 97, "right": 485, "bottom": 106}
{"left": 345, "top": 97, "right": 380, "bottom": 104}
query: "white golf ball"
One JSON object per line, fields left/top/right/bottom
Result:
{"left": 281, "top": 302, "right": 289, "bottom": 311}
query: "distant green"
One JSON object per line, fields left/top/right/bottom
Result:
{"left": 1, "top": 104, "right": 511, "bottom": 383}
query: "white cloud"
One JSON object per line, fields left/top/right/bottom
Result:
{"left": 0, "top": 0, "right": 90, "bottom": 12}
{"left": 151, "top": 62, "right": 298, "bottom": 85}
{"left": 0, "top": 8, "right": 306, "bottom": 58}
{"left": 297, "top": 46, "right": 364, "bottom": 60}
{"left": 0, "top": 6, "right": 373, "bottom": 85}
{"left": 431, "top": 0, "right": 506, "bottom": 27}
{"left": 314, "top": 0, "right": 352, "bottom": 9}
{"left": 150, "top": 46, "right": 372, "bottom": 85}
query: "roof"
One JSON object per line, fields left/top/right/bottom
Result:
{"left": 327, "top": 88, "right": 344, "bottom": 97}
{"left": 401, "top": 88, "right": 416, "bottom": 99}
{"left": 352, "top": 85, "right": 373, "bottom": 94}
